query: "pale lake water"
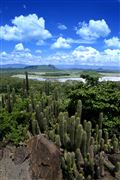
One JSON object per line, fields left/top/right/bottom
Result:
{"left": 12, "top": 75, "right": 120, "bottom": 82}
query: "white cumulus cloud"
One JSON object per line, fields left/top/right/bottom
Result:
{"left": 44, "top": 45, "right": 120, "bottom": 66}
{"left": 72, "top": 46, "right": 100, "bottom": 61}
{"left": 0, "top": 51, "right": 8, "bottom": 57}
{"left": 57, "top": 23, "right": 67, "bottom": 30}
{"left": 51, "top": 37, "right": 71, "bottom": 49}
{"left": 0, "top": 50, "right": 42, "bottom": 65}
{"left": 15, "top": 43, "right": 24, "bottom": 51}
{"left": 104, "top": 37, "right": 120, "bottom": 48}
{"left": 0, "top": 14, "right": 52, "bottom": 41}
{"left": 1, "top": 45, "right": 120, "bottom": 66}
{"left": 14, "top": 43, "right": 30, "bottom": 52}
{"left": 76, "top": 19, "right": 111, "bottom": 40}
{"left": 104, "top": 48, "right": 120, "bottom": 57}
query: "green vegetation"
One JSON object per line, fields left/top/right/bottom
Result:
{"left": 0, "top": 71, "right": 120, "bottom": 179}
{"left": 80, "top": 71, "right": 100, "bottom": 86}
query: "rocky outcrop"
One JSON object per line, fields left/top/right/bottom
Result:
{"left": 0, "top": 135, "right": 120, "bottom": 180}
{"left": 0, "top": 145, "right": 30, "bottom": 180}
{"left": 27, "top": 135, "right": 62, "bottom": 180}
{"left": 0, "top": 135, "right": 62, "bottom": 180}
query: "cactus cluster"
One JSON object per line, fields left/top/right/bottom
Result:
{"left": 1, "top": 85, "right": 16, "bottom": 113}
{"left": 26, "top": 87, "right": 120, "bottom": 179}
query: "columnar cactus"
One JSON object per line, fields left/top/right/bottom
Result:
{"left": 25, "top": 71, "right": 29, "bottom": 95}
{"left": 6, "top": 85, "right": 12, "bottom": 113}
{"left": 98, "top": 129, "right": 102, "bottom": 144}
{"left": 35, "top": 104, "right": 40, "bottom": 122}
{"left": 6, "top": 98, "right": 12, "bottom": 113}
{"left": 42, "top": 117, "right": 48, "bottom": 132}
{"left": 61, "top": 156, "right": 66, "bottom": 170}
{"left": 104, "top": 130, "right": 109, "bottom": 145}
{"left": 30, "top": 92, "right": 35, "bottom": 110}
{"left": 64, "top": 133, "right": 70, "bottom": 149}
{"left": 1, "top": 95, "right": 5, "bottom": 108}
{"left": 31, "top": 119, "right": 41, "bottom": 135}
{"left": 99, "top": 112, "right": 103, "bottom": 129}
{"left": 41, "top": 94, "right": 46, "bottom": 110}
{"left": 104, "top": 158, "right": 115, "bottom": 172}
{"left": 81, "top": 130, "right": 87, "bottom": 157}
{"left": 99, "top": 152, "right": 105, "bottom": 177}
{"left": 75, "top": 148, "right": 84, "bottom": 169}
{"left": 75, "top": 124, "right": 83, "bottom": 149}
{"left": 69, "top": 116, "right": 75, "bottom": 148}
{"left": 76, "top": 100, "right": 82, "bottom": 123}
{"left": 75, "top": 117, "right": 81, "bottom": 130}
{"left": 115, "top": 162, "right": 120, "bottom": 179}
{"left": 28, "top": 103, "right": 33, "bottom": 112}
{"left": 59, "top": 112, "right": 65, "bottom": 145}
{"left": 86, "top": 121, "right": 92, "bottom": 151}
{"left": 49, "top": 130, "right": 55, "bottom": 142}
{"left": 95, "top": 124, "right": 99, "bottom": 142}
{"left": 89, "top": 137, "right": 94, "bottom": 161}
{"left": 53, "top": 87, "right": 59, "bottom": 101}
{"left": 87, "top": 153, "right": 94, "bottom": 177}
{"left": 112, "top": 135, "right": 119, "bottom": 153}
{"left": 11, "top": 88, "right": 16, "bottom": 104}
{"left": 66, "top": 152, "right": 72, "bottom": 169}
{"left": 55, "top": 134, "right": 61, "bottom": 147}
{"left": 22, "top": 79, "right": 26, "bottom": 94}
{"left": 71, "top": 152, "right": 76, "bottom": 168}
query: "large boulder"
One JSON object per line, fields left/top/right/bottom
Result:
{"left": 0, "top": 135, "right": 62, "bottom": 180}
{"left": 27, "top": 135, "right": 62, "bottom": 180}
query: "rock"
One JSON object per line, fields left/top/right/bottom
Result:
{"left": 0, "top": 149, "right": 3, "bottom": 161}
{"left": 108, "top": 153, "right": 120, "bottom": 165}
{"left": 14, "top": 146, "right": 29, "bottom": 164}
{"left": 27, "top": 134, "right": 62, "bottom": 180}
{"left": 103, "top": 171, "right": 115, "bottom": 180}
{"left": 0, "top": 146, "right": 30, "bottom": 180}
{"left": 0, "top": 135, "right": 62, "bottom": 180}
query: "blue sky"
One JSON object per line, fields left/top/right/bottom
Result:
{"left": 0, "top": 0, "right": 120, "bottom": 66}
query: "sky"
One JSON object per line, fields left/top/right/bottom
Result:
{"left": 0, "top": 0, "right": 120, "bottom": 67}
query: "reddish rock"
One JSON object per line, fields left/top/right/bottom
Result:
{"left": 27, "top": 135, "right": 62, "bottom": 180}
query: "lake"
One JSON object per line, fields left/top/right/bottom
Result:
{"left": 12, "top": 74, "right": 120, "bottom": 82}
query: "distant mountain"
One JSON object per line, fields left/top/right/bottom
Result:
{"left": 24, "top": 64, "right": 57, "bottom": 70}
{"left": 0, "top": 64, "right": 57, "bottom": 71}
{"left": 55, "top": 64, "right": 120, "bottom": 72}
{"left": 1, "top": 63, "right": 120, "bottom": 72}
{"left": 1, "top": 64, "right": 27, "bottom": 69}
